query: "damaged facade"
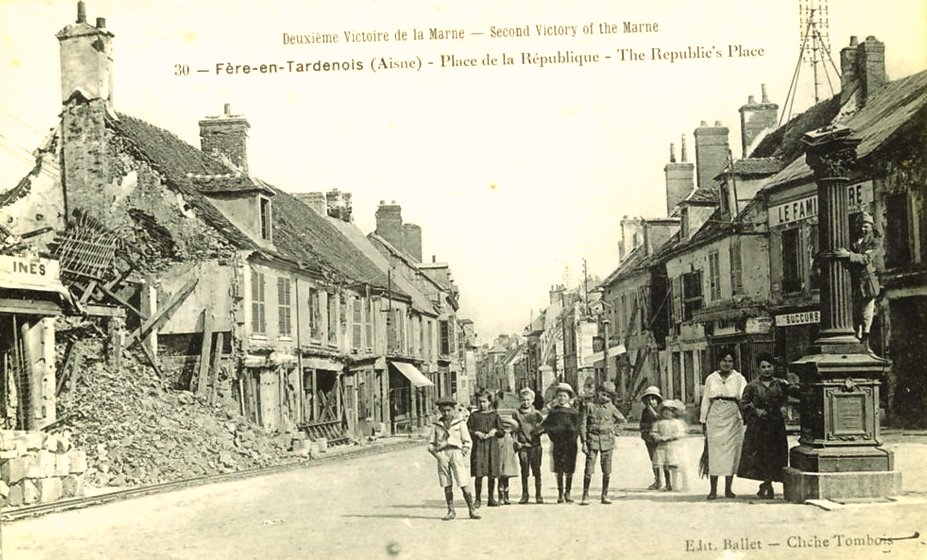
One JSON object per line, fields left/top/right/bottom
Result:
{"left": 0, "top": 1, "right": 480, "bottom": 469}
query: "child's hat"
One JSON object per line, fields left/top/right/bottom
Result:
{"left": 503, "top": 416, "right": 519, "bottom": 429}
{"left": 555, "top": 382, "right": 575, "bottom": 397}
{"left": 661, "top": 399, "right": 686, "bottom": 412}
{"left": 436, "top": 396, "right": 457, "bottom": 407}
{"left": 640, "top": 386, "right": 663, "bottom": 402}
{"left": 519, "top": 387, "right": 535, "bottom": 399}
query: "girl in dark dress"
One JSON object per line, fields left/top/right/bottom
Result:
{"left": 540, "top": 382, "right": 582, "bottom": 503}
{"left": 738, "top": 352, "right": 797, "bottom": 499}
{"left": 468, "top": 390, "right": 504, "bottom": 507}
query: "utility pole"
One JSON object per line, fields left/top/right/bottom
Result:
{"left": 583, "top": 259, "right": 589, "bottom": 315}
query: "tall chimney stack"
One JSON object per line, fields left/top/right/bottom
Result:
{"left": 664, "top": 137, "right": 695, "bottom": 215}
{"left": 375, "top": 200, "right": 403, "bottom": 250}
{"left": 199, "top": 104, "right": 250, "bottom": 173}
{"left": 56, "top": 1, "right": 115, "bottom": 107}
{"left": 739, "top": 84, "right": 779, "bottom": 157}
{"left": 694, "top": 121, "right": 730, "bottom": 189}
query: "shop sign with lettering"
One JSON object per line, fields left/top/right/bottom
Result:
{"left": 774, "top": 310, "right": 820, "bottom": 327}
{"left": 768, "top": 181, "right": 872, "bottom": 227}
{"left": 0, "top": 255, "right": 66, "bottom": 293}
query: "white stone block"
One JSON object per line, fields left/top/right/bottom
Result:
{"left": 56, "top": 453, "right": 71, "bottom": 476}
{"left": 67, "top": 449, "right": 88, "bottom": 473}
{"left": 1, "top": 455, "right": 32, "bottom": 483}
{"left": 22, "top": 479, "right": 38, "bottom": 504}
{"left": 36, "top": 477, "right": 62, "bottom": 503}
{"left": 23, "top": 432, "right": 44, "bottom": 451}
{"left": 62, "top": 475, "right": 84, "bottom": 498}
{"left": 38, "top": 450, "right": 56, "bottom": 477}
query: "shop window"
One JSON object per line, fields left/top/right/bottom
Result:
{"left": 781, "top": 228, "right": 802, "bottom": 294}
{"left": 251, "top": 269, "right": 266, "bottom": 335}
{"left": 885, "top": 193, "right": 912, "bottom": 268}
{"left": 277, "top": 277, "right": 292, "bottom": 337}
{"left": 365, "top": 297, "right": 374, "bottom": 351}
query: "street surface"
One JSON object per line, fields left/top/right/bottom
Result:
{"left": 4, "top": 434, "right": 927, "bottom": 560}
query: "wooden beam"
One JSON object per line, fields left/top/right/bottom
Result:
{"left": 55, "top": 339, "right": 76, "bottom": 396}
{"left": 98, "top": 284, "right": 147, "bottom": 321}
{"left": 195, "top": 310, "right": 214, "bottom": 395}
{"left": 137, "top": 340, "right": 165, "bottom": 379}
{"left": 125, "top": 278, "right": 198, "bottom": 346}
{"left": 208, "top": 332, "right": 224, "bottom": 405}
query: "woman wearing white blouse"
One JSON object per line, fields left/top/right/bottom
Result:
{"left": 699, "top": 349, "right": 747, "bottom": 500}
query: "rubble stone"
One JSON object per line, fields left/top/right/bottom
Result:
{"left": 36, "top": 477, "right": 63, "bottom": 502}
{"left": 7, "top": 482, "right": 24, "bottom": 506}
{"left": 62, "top": 474, "right": 85, "bottom": 498}
{"left": 22, "top": 479, "right": 38, "bottom": 504}
{"left": 1, "top": 456, "right": 32, "bottom": 483}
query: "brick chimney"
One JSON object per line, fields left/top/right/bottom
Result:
{"left": 840, "top": 35, "right": 887, "bottom": 108}
{"left": 738, "top": 84, "right": 778, "bottom": 157}
{"left": 840, "top": 36, "right": 860, "bottom": 104}
{"left": 56, "top": 1, "right": 114, "bottom": 107}
{"left": 619, "top": 216, "right": 643, "bottom": 262}
{"left": 402, "top": 223, "right": 422, "bottom": 262}
{"left": 199, "top": 103, "right": 250, "bottom": 173}
{"left": 294, "top": 192, "right": 327, "bottom": 215}
{"left": 856, "top": 36, "right": 886, "bottom": 108}
{"left": 375, "top": 200, "right": 403, "bottom": 249}
{"left": 663, "top": 135, "right": 695, "bottom": 215}
{"left": 325, "top": 189, "right": 352, "bottom": 222}
{"left": 694, "top": 121, "right": 730, "bottom": 189}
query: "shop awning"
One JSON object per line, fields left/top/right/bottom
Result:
{"left": 390, "top": 361, "right": 434, "bottom": 388}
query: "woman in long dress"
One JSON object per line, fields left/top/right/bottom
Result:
{"left": 738, "top": 352, "right": 796, "bottom": 499}
{"left": 699, "top": 347, "right": 747, "bottom": 500}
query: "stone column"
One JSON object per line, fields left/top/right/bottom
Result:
{"left": 783, "top": 126, "right": 900, "bottom": 502}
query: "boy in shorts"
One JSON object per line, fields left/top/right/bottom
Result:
{"left": 428, "top": 396, "right": 480, "bottom": 520}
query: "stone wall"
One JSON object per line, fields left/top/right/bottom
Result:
{"left": 0, "top": 430, "right": 87, "bottom": 508}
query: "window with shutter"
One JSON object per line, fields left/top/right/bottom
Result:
{"left": 277, "top": 277, "right": 292, "bottom": 337}
{"left": 251, "top": 269, "right": 266, "bottom": 334}
{"left": 352, "top": 297, "right": 362, "bottom": 350}
{"left": 729, "top": 241, "right": 743, "bottom": 295}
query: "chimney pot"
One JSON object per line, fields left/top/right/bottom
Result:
{"left": 96, "top": 17, "right": 105, "bottom": 29}
{"left": 747, "top": 95, "right": 756, "bottom": 104}
{"left": 77, "top": 1, "right": 86, "bottom": 23}
{"left": 224, "top": 103, "right": 231, "bottom": 116}
{"left": 700, "top": 120, "right": 708, "bottom": 127}
{"left": 669, "top": 143, "right": 676, "bottom": 163}
{"left": 714, "top": 120, "right": 723, "bottom": 127}
{"left": 850, "top": 35, "right": 858, "bottom": 46}
{"left": 433, "top": 255, "right": 437, "bottom": 263}
{"left": 681, "top": 134, "right": 688, "bottom": 162}
{"left": 761, "top": 83, "right": 769, "bottom": 103}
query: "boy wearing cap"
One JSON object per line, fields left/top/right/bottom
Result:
{"left": 579, "top": 381, "right": 627, "bottom": 505}
{"left": 513, "top": 387, "right": 545, "bottom": 504}
{"left": 428, "top": 396, "right": 480, "bottom": 520}
{"left": 835, "top": 212, "right": 882, "bottom": 354}
{"left": 540, "top": 382, "right": 583, "bottom": 503}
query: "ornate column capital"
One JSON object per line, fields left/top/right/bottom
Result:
{"left": 803, "top": 125, "right": 862, "bottom": 180}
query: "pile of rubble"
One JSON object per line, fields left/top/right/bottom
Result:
{"left": 55, "top": 340, "right": 309, "bottom": 488}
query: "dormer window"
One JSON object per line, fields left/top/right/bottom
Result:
{"left": 259, "top": 196, "right": 272, "bottom": 241}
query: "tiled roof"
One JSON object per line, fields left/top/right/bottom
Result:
{"left": 111, "top": 114, "right": 262, "bottom": 252}
{"left": 682, "top": 186, "right": 719, "bottom": 204}
{"left": 763, "top": 70, "right": 927, "bottom": 190}
{"left": 190, "top": 174, "right": 274, "bottom": 195}
{"left": 714, "top": 157, "right": 785, "bottom": 180}
{"left": 750, "top": 95, "right": 842, "bottom": 161}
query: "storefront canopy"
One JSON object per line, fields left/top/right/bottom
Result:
{"left": 390, "top": 361, "right": 434, "bottom": 388}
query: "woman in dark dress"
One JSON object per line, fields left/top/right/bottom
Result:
{"left": 468, "top": 390, "right": 504, "bottom": 507}
{"left": 737, "top": 352, "right": 796, "bottom": 499}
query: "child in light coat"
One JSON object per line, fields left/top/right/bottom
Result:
{"left": 496, "top": 417, "right": 521, "bottom": 505}
{"left": 651, "top": 399, "right": 688, "bottom": 492}
{"left": 428, "top": 397, "right": 480, "bottom": 520}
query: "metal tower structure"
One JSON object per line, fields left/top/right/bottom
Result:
{"left": 780, "top": 0, "right": 842, "bottom": 125}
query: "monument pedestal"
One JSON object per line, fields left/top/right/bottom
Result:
{"left": 784, "top": 349, "right": 900, "bottom": 503}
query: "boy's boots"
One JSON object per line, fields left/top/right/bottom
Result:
{"left": 648, "top": 467, "right": 662, "bottom": 490}
{"left": 442, "top": 487, "right": 456, "bottom": 520}
{"left": 579, "top": 476, "right": 592, "bottom": 506}
{"left": 535, "top": 477, "right": 544, "bottom": 504}
{"left": 601, "top": 476, "right": 612, "bottom": 504}
{"left": 487, "top": 478, "right": 499, "bottom": 507}
{"left": 503, "top": 483, "right": 511, "bottom": 505}
{"left": 462, "top": 488, "right": 481, "bottom": 519}
{"left": 564, "top": 474, "right": 574, "bottom": 503}
{"left": 519, "top": 475, "right": 530, "bottom": 504}
{"left": 498, "top": 484, "right": 505, "bottom": 506}
{"left": 556, "top": 473, "right": 565, "bottom": 503}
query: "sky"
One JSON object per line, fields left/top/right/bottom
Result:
{"left": 1, "top": 0, "right": 925, "bottom": 343}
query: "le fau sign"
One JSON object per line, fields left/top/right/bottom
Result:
{"left": 768, "top": 181, "right": 872, "bottom": 227}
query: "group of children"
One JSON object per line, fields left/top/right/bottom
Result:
{"left": 427, "top": 382, "right": 688, "bottom": 520}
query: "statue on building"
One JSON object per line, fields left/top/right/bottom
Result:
{"left": 835, "top": 212, "right": 881, "bottom": 353}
